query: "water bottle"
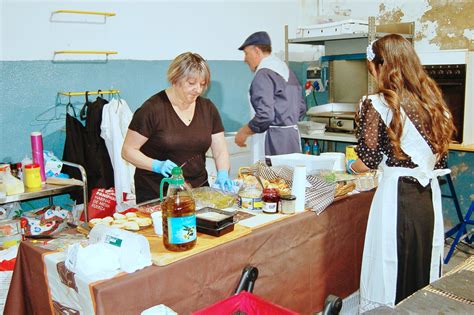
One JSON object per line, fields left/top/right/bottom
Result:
{"left": 303, "top": 141, "right": 311, "bottom": 155}
{"left": 312, "top": 140, "right": 320, "bottom": 156}
{"left": 159, "top": 167, "right": 197, "bottom": 252}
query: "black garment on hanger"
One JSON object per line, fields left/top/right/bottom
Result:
{"left": 84, "top": 96, "right": 115, "bottom": 194}
{"left": 62, "top": 112, "right": 87, "bottom": 203}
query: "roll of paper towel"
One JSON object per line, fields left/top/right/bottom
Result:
{"left": 291, "top": 165, "right": 306, "bottom": 212}
{"left": 320, "top": 152, "right": 346, "bottom": 172}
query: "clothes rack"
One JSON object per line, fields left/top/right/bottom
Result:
{"left": 59, "top": 90, "right": 120, "bottom": 97}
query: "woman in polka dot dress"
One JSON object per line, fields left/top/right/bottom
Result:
{"left": 348, "top": 34, "right": 455, "bottom": 312}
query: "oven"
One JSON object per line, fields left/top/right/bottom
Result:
{"left": 424, "top": 64, "right": 466, "bottom": 143}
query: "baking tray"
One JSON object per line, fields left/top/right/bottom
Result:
{"left": 196, "top": 207, "right": 235, "bottom": 229}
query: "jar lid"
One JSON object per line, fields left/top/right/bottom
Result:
{"left": 280, "top": 194, "right": 296, "bottom": 200}
{"left": 25, "top": 163, "right": 40, "bottom": 169}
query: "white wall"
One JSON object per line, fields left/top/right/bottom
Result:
{"left": 1, "top": 0, "right": 318, "bottom": 61}
{"left": 3, "top": 0, "right": 471, "bottom": 62}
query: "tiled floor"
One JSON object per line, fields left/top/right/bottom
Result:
{"left": 339, "top": 239, "right": 473, "bottom": 315}
{"left": 443, "top": 237, "right": 474, "bottom": 273}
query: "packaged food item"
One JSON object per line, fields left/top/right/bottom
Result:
{"left": 238, "top": 186, "right": 263, "bottom": 211}
{"left": 191, "top": 187, "right": 236, "bottom": 209}
{"left": 24, "top": 163, "right": 42, "bottom": 189}
{"left": 262, "top": 188, "right": 280, "bottom": 214}
{"left": 280, "top": 195, "right": 296, "bottom": 214}
{"left": 160, "top": 167, "right": 196, "bottom": 252}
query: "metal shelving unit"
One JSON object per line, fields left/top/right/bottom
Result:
{"left": 0, "top": 161, "right": 89, "bottom": 222}
{"left": 286, "top": 17, "right": 415, "bottom": 100}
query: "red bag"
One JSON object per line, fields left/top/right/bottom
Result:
{"left": 192, "top": 291, "right": 299, "bottom": 315}
{"left": 81, "top": 187, "right": 117, "bottom": 221}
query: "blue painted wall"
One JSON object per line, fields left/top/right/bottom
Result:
{"left": 0, "top": 60, "right": 256, "bottom": 162}
{"left": 1, "top": 60, "right": 472, "bottom": 227}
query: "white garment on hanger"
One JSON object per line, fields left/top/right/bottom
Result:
{"left": 100, "top": 98, "right": 135, "bottom": 211}
{"left": 359, "top": 94, "right": 449, "bottom": 312}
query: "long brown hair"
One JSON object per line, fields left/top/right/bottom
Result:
{"left": 370, "top": 34, "right": 454, "bottom": 160}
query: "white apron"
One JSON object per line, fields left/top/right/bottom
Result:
{"left": 359, "top": 95, "right": 450, "bottom": 312}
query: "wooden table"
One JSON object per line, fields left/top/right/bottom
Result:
{"left": 5, "top": 191, "right": 374, "bottom": 315}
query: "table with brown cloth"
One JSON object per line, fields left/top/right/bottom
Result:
{"left": 5, "top": 191, "right": 374, "bottom": 315}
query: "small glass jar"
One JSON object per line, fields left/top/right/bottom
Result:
{"left": 280, "top": 195, "right": 296, "bottom": 214}
{"left": 262, "top": 188, "right": 280, "bottom": 214}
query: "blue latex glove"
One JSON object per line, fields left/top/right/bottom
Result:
{"left": 152, "top": 159, "right": 177, "bottom": 177}
{"left": 215, "top": 170, "right": 235, "bottom": 192}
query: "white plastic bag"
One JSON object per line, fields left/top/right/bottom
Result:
{"left": 88, "top": 225, "right": 152, "bottom": 273}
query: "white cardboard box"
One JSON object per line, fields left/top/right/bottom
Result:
{"left": 297, "top": 19, "right": 368, "bottom": 38}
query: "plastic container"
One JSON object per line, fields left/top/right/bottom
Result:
{"left": 196, "top": 222, "right": 235, "bottom": 237}
{"left": 238, "top": 186, "right": 263, "bottom": 211}
{"left": 196, "top": 207, "right": 235, "bottom": 237}
{"left": 196, "top": 207, "right": 234, "bottom": 229}
{"left": 160, "top": 167, "right": 197, "bottom": 252}
{"left": 193, "top": 291, "right": 299, "bottom": 315}
{"left": 24, "top": 163, "right": 42, "bottom": 189}
{"left": 0, "top": 233, "right": 22, "bottom": 248}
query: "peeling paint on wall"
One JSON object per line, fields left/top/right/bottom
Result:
{"left": 417, "top": 0, "right": 474, "bottom": 49}
{"left": 377, "top": 3, "right": 404, "bottom": 24}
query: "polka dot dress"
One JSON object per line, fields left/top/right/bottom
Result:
{"left": 355, "top": 97, "right": 447, "bottom": 171}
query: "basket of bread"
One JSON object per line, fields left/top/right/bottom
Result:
{"left": 238, "top": 167, "right": 291, "bottom": 195}
{"left": 88, "top": 212, "right": 152, "bottom": 231}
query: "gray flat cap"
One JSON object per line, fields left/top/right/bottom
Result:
{"left": 238, "top": 31, "right": 271, "bottom": 50}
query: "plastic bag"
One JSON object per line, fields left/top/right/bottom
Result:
{"left": 192, "top": 291, "right": 299, "bottom": 315}
{"left": 87, "top": 224, "right": 152, "bottom": 273}
{"left": 21, "top": 206, "right": 70, "bottom": 236}
{"left": 43, "top": 150, "right": 63, "bottom": 178}
{"left": 82, "top": 187, "right": 117, "bottom": 221}
{"left": 191, "top": 187, "right": 237, "bottom": 209}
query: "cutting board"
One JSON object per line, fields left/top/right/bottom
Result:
{"left": 138, "top": 225, "right": 252, "bottom": 266}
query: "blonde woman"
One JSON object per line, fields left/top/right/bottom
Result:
{"left": 122, "top": 52, "right": 233, "bottom": 203}
{"left": 349, "top": 34, "right": 455, "bottom": 311}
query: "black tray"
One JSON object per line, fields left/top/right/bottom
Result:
{"left": 196, "top": 207, "right": 235, "bottom": 229}
{"left": 197, "top": 221, "right": 235, "bottom": 237}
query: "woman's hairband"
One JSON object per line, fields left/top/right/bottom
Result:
{"left": 366, "top": 40, "right": 377, "bottom": 62}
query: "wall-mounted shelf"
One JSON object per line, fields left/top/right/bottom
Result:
{"left": 54, "top": 50, "right": 118, "bottom": 55}
{"left": 288, "top": 32, "right": 413, "bottom": 46}
{"left": 52, "top": 10, "right": 116, "bottom": 17}
{"left": 59, "top": 90, "right": 120, "bottom": 97}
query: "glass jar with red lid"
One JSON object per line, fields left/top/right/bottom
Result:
{"left": 262, "top": 188, "right": 280, "bottom": 214}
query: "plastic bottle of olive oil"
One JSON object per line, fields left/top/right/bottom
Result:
{"left": 160, "top": 167, "right": 197, "bottom": 252}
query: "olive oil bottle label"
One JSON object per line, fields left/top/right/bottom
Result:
{"left": 167, "top": 215, "right": 197, "bottom": 244}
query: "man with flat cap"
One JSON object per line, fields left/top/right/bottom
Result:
{"left": 235, "top": 31, "right": 306, "bottom": 159}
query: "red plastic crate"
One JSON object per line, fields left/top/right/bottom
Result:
{"left": 193, "top": 291, "right": 299, "bottom": 315}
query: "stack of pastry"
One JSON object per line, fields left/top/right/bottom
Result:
{"left": 335, "top": 181, "right": 356, "bottom": 197}
{"left": 88, "top": 212, "right": 152, "bottom": 231}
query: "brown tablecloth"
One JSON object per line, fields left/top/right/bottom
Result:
{"left": 5, "top": 191, "right": 374, "bottom": 315}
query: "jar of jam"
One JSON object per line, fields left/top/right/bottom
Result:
{"left": 262, "top": 188, "right": 280, "bottom": 214}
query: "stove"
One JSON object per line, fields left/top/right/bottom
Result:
{"left": 306, "top": 103, "right": 357, "bottom": 133}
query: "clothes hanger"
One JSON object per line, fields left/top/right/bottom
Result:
{"left": 79, "top": 91, "right": 90, "bottom": 121}
{"left": 65, "top": 95, "right": 78, "bottom": 118}
{"left": 31, "top": 94, "right": 70, "bottom": 125}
